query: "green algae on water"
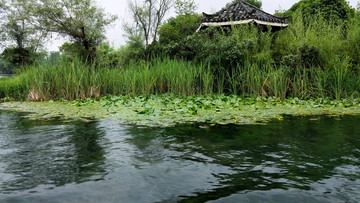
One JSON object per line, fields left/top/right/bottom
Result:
{"left": 1, "top": 95, "right": 360, "bottom": 127}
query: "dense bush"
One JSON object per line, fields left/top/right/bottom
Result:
{"left": 1, "top": 47, "right": 39, "bottom": 68}
{"left": 0, "top": 59, "right": 14, "bottom": 74}
{"left": 158, "top": 14, "right": 202, "bottom": 45}
{"left": 279, "top": 0, "right": 355, "bottom": 22}
{"left": 59, "top": 42, "right": 89, "bottom": 62}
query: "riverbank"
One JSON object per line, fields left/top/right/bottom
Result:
{"left": 2, "top": 57, "right": 360, "bottom": 101}
{"left": 1, "top": 95, "right": 360, "bottom": 127}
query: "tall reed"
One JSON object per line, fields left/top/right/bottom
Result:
{"left": 1, "top": 57, "right": 359, "bottom": 101}
{"left": 0, "top": 58, "right": 216, "bottom": 100}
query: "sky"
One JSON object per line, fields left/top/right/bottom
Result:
{"left": 48, "top": 0, "right": 360, "bottom": 51}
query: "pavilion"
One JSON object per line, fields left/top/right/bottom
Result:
{"left": 197, "top": 0, "right": 288, "bottom": 32}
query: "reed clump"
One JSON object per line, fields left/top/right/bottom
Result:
{"left": 1, "top": 56, "right": 359, "bottom": 101}
{"left": 0, "top": 58, "right": 214, "bottom": 101}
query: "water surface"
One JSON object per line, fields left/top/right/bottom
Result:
{"left": 0, "top": 111, "right": 359, "bottom": 202}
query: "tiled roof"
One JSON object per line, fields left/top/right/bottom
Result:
{"left": 202, "top": 0, "right": 288, "bottom": 25}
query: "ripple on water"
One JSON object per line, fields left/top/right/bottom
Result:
{"left": 0, "top": 112, "right": 360, "bottom": 202}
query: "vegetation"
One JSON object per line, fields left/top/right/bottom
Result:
{"left": 0, "top": 58, "right": 212, "bottom": 100}
{"left": 1, "top": 0, "right": 360, "bottom": 103}
{"left": 0, "top": 0, "right": 46, "bottom": 70}
{"left": 0, "top": 59, "right": 12, "bottom": 74}
{"left": 174, "top": 0, "right": 197, "bottom": 15}
{"left": 0, "top": 0, "right": 117, "bottom": 71}
{"left": 126, "top": 0, "right": 173, "bottom": 47}
{"left": 2, "top": 94, "right": 360, "bottom": 127}
{"left": 278, "top": 0, "right": 355, "bottom": 22}
{"left": 29, "top": 0, "right": 118, "bottom": 61}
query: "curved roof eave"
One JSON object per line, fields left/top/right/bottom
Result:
{"left": 196, "top": 19, "right": 289, "bottom": 32}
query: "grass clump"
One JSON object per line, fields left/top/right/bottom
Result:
{"left": 2, "top": 57, "right": 360, "bottom": 101}
{"left": 0, "top": 58, "right": 214, "bottom": 101}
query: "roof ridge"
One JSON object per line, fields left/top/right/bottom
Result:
{"left": 240, "top": 1, "right": 252, "bottom": 14}
{"left": 200, "top": 0, "right": 288, "bottom": 25}
{"left": 242, "top": 1, "right": 285, "bottom": 19}
{"left": 206, "top": 0, "right": 244, "bottom": 16}
{"left": 197, "top": 0, "right": 289, "bottom": 32}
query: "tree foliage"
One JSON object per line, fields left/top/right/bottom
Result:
{"left": 0, "top": 0, "right": 8, "bottom": 47}
{"left": 30, "top": 0, "right": 117, "bottom": 60}
{"left": 174, "top": 0, "right": 197, "bottom": 15}
{"left": 0, "top": 0, "right": 5, "bottom": 10}
{"left": 281, "top": 0, "right": 355, "bottom": 22}
{"left": 158, "top": 14, "right": 202, "bottom": 45}
{"left": 0, "top": 0, "right": 6, "bottom": 24}
{"left": 2, "top": 47, "right": 37, "bottom": 67}
{"left": 2, "top": 0, "right": 45, "bottom": 50}
{"left": 59, "top": 42, "right": 88, "bottom": 61}
{"left": 0, "top": 59, "right": 12, "bottom": 74}
{"left": 0, "top": 0, "right": 45, "bottom": 69}
{"left": 244, "top": 0, "right": 262, "bottom": 9}
{"left": 0, "top": 0, "right": 6, "bottom": 21}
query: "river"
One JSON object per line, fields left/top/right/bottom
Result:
{"left": 0, "top": 111, "right": 359, "bottom": 202}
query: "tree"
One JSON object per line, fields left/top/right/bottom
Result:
{"left": 2, "top": 0, "right": 45, "bottom": 50}
{"left": 59, "top": 42, "right": 88, "bottom": 61}
{"left": 118, "top": 32, "right": 146, "bottom": 67}
{"left": 0, "top": 58, "right": 14, "bottom": 74}
{"left": 158, "top": 14, "right": 202, "bottom": 45}
{"left": 0, "top": 0, "right": 6, "bottom": 19}
{"left": 0, "top": 0, "right": 8, "bottom": 47}
{"left": 127, "top": 0, "right": 174, "bottom": 47}
{"left": 244, "top": 0, "right": 262, "bottom": 9}
{"left": 281, "top": 0, "right": 355, "bottom": 22}
{"left": 1, "top": 0, "right": 45, "bottom": 68}
{"left": 30, "top": 0, "right": 117, "bottom": 61}
{"left": 159, "top": 0, "right": 200, "bottom": 45}
{"left": 174, "top": 0, "right": 197, "bottom": 15}
{"left": 0, "top": 0, "right": 5, "bottom": 10}
{"left": 0, "top": 0, "right": 6, "bottom": 21}
{"left": 48, "top": 51, "right": 60, "bottom": 64}
{"left": 1, "top": 47, "right": 37, "bottom": 67}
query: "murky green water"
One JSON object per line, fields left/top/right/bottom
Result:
{"left": 0, "top": 111, "right": 359, "bottom": 203}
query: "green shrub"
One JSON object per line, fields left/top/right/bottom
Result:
{"left": 298, "top": 44, "right": 320, "bottom": 67}
{"left": 158, "top": 14, "right": 202, "bottom": 45}
{"left": 279, "top": 0, "right": 355, "bottom": 23}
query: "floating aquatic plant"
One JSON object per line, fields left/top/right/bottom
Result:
{"left": 1, "top": 95, "right": 360, "bottom": 127}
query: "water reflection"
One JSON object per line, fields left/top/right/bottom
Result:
{"left": 124, "top": 116, "right": 360, "bottom": 202}
{"left": 0, "top": 111, "right": 359, "bottom": 203}
{"left": 0, "top": 111, "right": 107, "bottom": 193}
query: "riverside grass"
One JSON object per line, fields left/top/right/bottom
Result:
{"left": 0, "top": 58, "right": 214, "bottom": 100}
{"left": 2, "top": 58, "right": 360, "bottom": 128}
{"left": 1, "top": 57, "right": 360, "bottom": 101}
